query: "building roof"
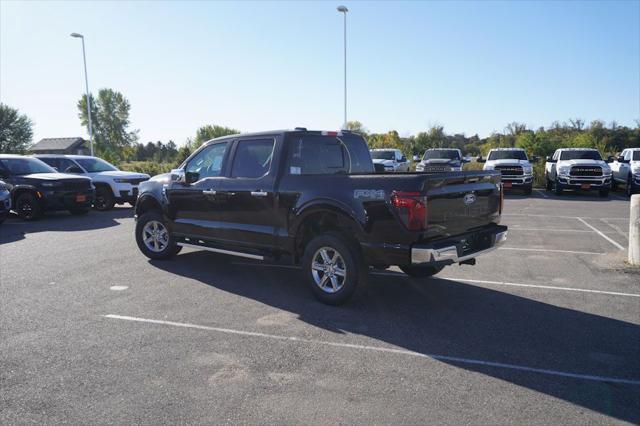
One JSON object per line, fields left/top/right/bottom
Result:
{"left": 31, "top": 137, "right": 86, "bottom": 152}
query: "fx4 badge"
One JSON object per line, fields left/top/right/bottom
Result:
{"left": 463, "top": 193, "right": 477, "bottom": 205}
{"left": 354, "top": 189, "right": 385, "bottom": 200}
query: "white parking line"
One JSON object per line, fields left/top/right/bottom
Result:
{"left": 504, "top": 213, "right": 628, "bottom": 220}
{"left": 601, "top": 218, "right": 629, "bottom": 241}
{"left": 507, "top": 228, "right": 594, "bottom": 233}
{"left": 441, "top": 278, "right": 640, "bottom": 298}
{"left": 576, "top": 218, "right": 625, "bottom": 251}
{"left": 102, "top": 314, "right": 640, "bottom": 386}
{"left": 498, "top": 247, "right": 605, "bottom": 255}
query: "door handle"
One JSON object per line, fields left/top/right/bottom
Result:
{"left": 202, "top": 189, "right": 217, "bottom": 195}
{"left": 251, "top": 190, "right": 268, "bottom": 197}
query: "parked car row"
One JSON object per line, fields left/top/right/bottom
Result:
{"left": 374, "top": 146, "right": 639, "bottom": 198}
{"left": 0, "top": 154, "right": 149, "bottom": 221}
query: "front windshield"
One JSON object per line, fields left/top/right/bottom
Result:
{"left": 423, "top": 150, "right": 460, "bottom": 160}
{"left": 0, "top": 157, "right": 56, "bottom": 175}
{"left": 633, "top": 151, "right": 640, "bottom": 161}
{"left": 75, "top": 158, "right": 118, "bottom": 172}
{"left": 370, "top": 151, "right": 395, "bottom": 160}
{"left": 559, "top": 150, "right": 602, "bottom": 161}
{"left": 488, "top": 150, "right": 528, "bottom": 161}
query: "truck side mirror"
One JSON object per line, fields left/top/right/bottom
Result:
{"left": 606, "top": 156, "right": 615, "bottom": 163}
{"left": 400, "top": 156, "right": 407, "bottom": 162}
{"left": 545, "top": 156, "right": 555, "bottom": 163}
{"left": 618, "top": 156, "right": 629, "bottom": 163}
{"left": 530, "top": 156, "right": 539, "bottom": 164}
{"left": 476, "top": 156, "right": 485, "bottom": 163}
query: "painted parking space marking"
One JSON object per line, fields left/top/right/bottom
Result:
{"left": 507, "top": 227, "right": 595, "bottom": 233}
{"left": 534, "top": 189, "right": 549, "bottom": 199}
{"left": 601, "top": 218, "right": 629, "bottom": 241}
{"left": 440, "top": 278, "right": 640, "bottom": 298}
{"left": 103, "top": 314, "right": 640, "bottom": 386}
{"left": 498, "top": 247, "right": 605, "bottom": 255}
{"left": 110, "top": 285, "right": 129, "bottom": 291}
{"left": 576, "top": 218, "right": 625, "bottom": 251}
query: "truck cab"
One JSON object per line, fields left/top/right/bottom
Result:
{"left": 610, "top": 148, "right": 640, "bottom": 196}
{"left": 544, "top": 148, "right": 611, "bottom": 197}
{"left": 480, "top": 148, "right": 535, "bottom": 195}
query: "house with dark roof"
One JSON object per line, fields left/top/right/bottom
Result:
{"left": 30, "top": 137, "right": 90, "bottom": 155}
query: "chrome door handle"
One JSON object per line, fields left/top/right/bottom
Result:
{"left": 202, "top": 189, "right": 217, "bottom": 195}
{"left": 251, "top": 191, "right": 268, "bottom": 197}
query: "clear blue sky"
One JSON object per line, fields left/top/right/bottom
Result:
{"left": 1, "top": 0, "right": 638, "bottom": 145}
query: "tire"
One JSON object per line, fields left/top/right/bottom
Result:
{"left": 94, "top": 185, "right": 116, "bottom": 211}
{"left": 301, "top": 232, "right": 365, "bottom": 305}
{"left": 611, "top": 179, "right": 618, "bottom": 191}
{"left": 399, "top": 264, "right": 445, "bottom": 278}
{"left": 135, "top": 211, "right": 182, "bottom": 260}
{"left": 599, "top": 188, "right": 610, "bottom": 198}
{"left": 15, "top": 192, "right": 42, "bottom": 221}
{"left": 545, "top": 177, "right": 553, "bottom": 191}
{"left": 69, "top": 208, "right": 90, "bottom": 215}
{"left": 523, "top": 184, "right": 533, "bottom": 196}
{"left": 627, "top": 175, "right": 635, "bottom": 197}
{"left": 553, "top": 179, "right": 563, "bottom": 196}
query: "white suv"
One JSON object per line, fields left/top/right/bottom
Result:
{"left": 370, "top": 149, "right": 410, "bottom": 172}
{"left": 544, "top": 148, "right": 611, "bottom": 197}
{"left": 36, "top": 155, "right": 150, "bottom": 210}
{"left": 479, "top": 148, "right": 535, "bottom": 195}
{"left": 610, "top": 148, "right": 640, "bottom": 196}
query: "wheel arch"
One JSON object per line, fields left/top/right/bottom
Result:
{"left": 135, "top": 194, "right": 163, "bottom": 217}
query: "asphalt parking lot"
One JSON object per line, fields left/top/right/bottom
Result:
{"left": 1, "top": 191, "right": 639, "bottom": 425}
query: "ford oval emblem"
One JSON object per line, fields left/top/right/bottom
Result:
{"left": 463, "top": 193, "right": 476, "bottom": 205}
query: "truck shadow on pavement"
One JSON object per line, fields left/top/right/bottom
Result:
{"left": 151, "top": 252, "right": 640, "bottom": 423}
{"left": 0, "top": 207, "right": 133, "bottom": 244}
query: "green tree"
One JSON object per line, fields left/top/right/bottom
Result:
{"left": 0, "top": 103, "right": 33, "bottom": 153}
{"left": 192, "top": 124, "right": 239, "bottom": 149}
{"left": 345, "top": 120, "right": 367, "bottom": 135}
{"left": 78, "top": 88, "right": 138, "bottom": 158}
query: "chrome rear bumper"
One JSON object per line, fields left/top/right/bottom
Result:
{"left": 411, "top": 230, "right": 508, "bottom": 265}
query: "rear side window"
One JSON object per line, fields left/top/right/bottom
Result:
{"left": 287, "top": 135, "right": 374, "bottom": 175}
{"left": 230, "top": 139, "right": 275, "bottom": 178}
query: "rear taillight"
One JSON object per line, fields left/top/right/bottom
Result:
{"left": 391, "top": 191, "right": 427, "bottom": 231}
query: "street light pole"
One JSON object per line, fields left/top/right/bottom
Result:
{"left": 71, "top": 33, "right": 94, "bottom": 156}
{"left": 337, "top": 6, "right": 348, "bottom": 129}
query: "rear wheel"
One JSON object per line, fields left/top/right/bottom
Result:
{"left": 15, "top": 192, "right": 42, "bottom": 221}
{"left": 94, "top": 186, "right": 115, "bottom": 211}
{"left": 135, "top": 211, "right": 182, "bottom": 260}
{"left": 302, "top": 232, "right": 364, "bottom": 305}
{"left": 399, "top": 264, "right": 445, "bottom": 278}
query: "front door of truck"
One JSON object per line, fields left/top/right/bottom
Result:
{"left": 167, "top": 141, "right": 230, "bottom": 241}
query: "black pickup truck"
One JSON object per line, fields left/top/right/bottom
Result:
{"left": 134, "top": 129, "right": 507, "bottom": 304}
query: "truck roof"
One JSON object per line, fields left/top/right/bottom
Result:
{"left": 556, "top": 148, "right": 599, "bottom": 151}
{"left": 488, "top": 148, "right": 525, "bottom": 151}
{"left": 204, "top": 129, "right": 361, "bottom": 145}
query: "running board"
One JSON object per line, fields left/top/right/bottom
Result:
{"left": 177, "top": 242, "right": 264, "bottom": 260}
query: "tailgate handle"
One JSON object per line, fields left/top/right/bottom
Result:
{"left": 251, "top": 190, "right": 268, "bottom": 197}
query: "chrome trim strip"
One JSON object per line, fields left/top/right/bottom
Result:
{"left": 411, "top": 230, "right": 508, "bottom": 265}
{"left": 177, "top": 242, "right": 264, "bottom": 260}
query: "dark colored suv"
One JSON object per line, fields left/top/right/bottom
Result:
{"left": 0, "top": 155, "right": 95, "bottom": 220}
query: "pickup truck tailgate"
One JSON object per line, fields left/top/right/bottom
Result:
{"left": 424, "top": 172, "right": 502, "bottom": 238}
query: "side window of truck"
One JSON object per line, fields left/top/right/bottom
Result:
{"left": 186, "top": 142, "right": 229, "bottom": 179}
{"left": 288, "top": 136, "right": 347, "bottom": 175}
{"left": 230, "top": 138, "right": 275, "bottom": 178}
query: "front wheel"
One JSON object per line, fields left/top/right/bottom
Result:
{"left": 94, "top": 186, "right": 116, "bottom": 211}
{"left": 599, "top": 188, "right": 610, "bottom": 198}
{"left": 554, "top": 179, "right": 563, "bottom": 196}
{"left": 15, "top": 192, "right": 42, "bottom": 221}
{"left": 627, "top": 175, "right": 636, "bottom": 197}
{"left": 523, "top": 184, "right": 533, "bottom": 196}
{"left": 135, "top": 211, "right": 181, "bottom": 260}
{"left": 302, "top": 233, "right": 364, "bottom": 305}
{"left": 399, "top": 264, "right": 445, "bottom": 278}
{"left": 545, "top": 176, "right": 553, "bottom": 191}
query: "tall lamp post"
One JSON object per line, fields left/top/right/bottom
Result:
{"left": 70, "top": 32, "right": 94, "bottom": 156}
{"left": 337, "top": 5, "right": 348, "bottom": 129}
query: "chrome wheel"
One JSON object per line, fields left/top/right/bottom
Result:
{"left": 142, "top": 220, "right": 169, "bottom": 253}
{"left": 311, "top": 246, "right": 347, "bottom": 293}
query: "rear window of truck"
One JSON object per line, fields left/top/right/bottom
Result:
{"left": 287, "top": 134, "right": 374, "bottom": 175}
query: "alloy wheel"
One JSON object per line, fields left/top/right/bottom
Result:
{"left": 311, "top": 246, "right": 347, "bottom": 293}
{"left": 142, "top": 220, "right": 170, "bottom": 253}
